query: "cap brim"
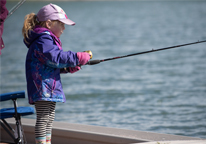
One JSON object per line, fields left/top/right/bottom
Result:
{"left": 59, "top": 19, "right": 75, "bottom": 26}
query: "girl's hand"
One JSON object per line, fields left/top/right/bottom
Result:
{"left": 68, "top": 66, "right": 81, "bottom": 73}
{"left": 77, "top": 52, "right": 91, "bottom": 65}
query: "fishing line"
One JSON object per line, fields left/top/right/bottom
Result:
{"left": 86, "top": 40, "right": 206, "bottom": 65}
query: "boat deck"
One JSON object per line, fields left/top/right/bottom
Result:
{"left": 1, "top": 118, "right": 205, "bottom": 144}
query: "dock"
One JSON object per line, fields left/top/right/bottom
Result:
{"left": 1, "top": 118, "right": 205, "bottom": 144}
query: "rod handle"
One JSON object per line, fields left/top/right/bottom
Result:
{"left": 86, "top": 59, "right": 101, "bottom": 65}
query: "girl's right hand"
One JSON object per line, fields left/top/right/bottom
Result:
{"left": 68, "top": 66, "right": 81, "bottom": 73}
{"left": 77, "top": 52, "right": 91, "bottom": 65}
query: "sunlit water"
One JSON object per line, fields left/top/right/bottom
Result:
{"left": 1, "top": 1, "right": 206, "bottom": 139}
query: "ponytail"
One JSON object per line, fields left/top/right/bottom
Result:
{"left": 22, "top": 13, "right": 45, "bottom": 43}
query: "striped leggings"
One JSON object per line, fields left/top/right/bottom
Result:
{"left": 34, "top": 101, "right": 56, "bottom": 138}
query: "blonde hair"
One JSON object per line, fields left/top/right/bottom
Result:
{"left": 22, "top": 13, "right": 46, "bottom": 43}
{"left": 22, "top": 13, "right": 60, "bottom": 44}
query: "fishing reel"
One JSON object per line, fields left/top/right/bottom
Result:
{"left": 84, "top": 50, "right": 93, "bottom": 59}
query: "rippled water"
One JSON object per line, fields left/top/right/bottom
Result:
{"left": 1, "top": 1, "right": 206, "bottom": 139}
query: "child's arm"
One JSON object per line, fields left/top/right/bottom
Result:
{"left": 60, "top": 51, "right": 92, "bottom": 74}
{"left": 34, "top": 34, "right": 90, "bottom": 69}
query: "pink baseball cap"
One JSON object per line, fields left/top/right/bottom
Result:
{"left": 37, "top": 3, "right": 75, "bottom": 26}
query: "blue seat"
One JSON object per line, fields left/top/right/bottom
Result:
{"left": 0, "top": 107, "right": 34, "bottom": 119}
{"left": 0, "top": 91, "right": 35, "bottom": 144}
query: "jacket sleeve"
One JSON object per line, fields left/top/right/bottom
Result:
{"left": 34, "top": 34, "right": 79, "bottom": 68}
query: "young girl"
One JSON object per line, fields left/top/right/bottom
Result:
{"left": 22, "top": 3, "right": 91, "bottom": 144}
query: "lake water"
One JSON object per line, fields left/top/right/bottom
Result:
{"left": 1, "top": 1, "right": 206, "bottom": 139}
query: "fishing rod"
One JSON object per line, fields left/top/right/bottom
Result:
{"left": 6, "top": 0, "right": 26, "bottom": 20}
{"left": 86, "top": 40, "right": 206, "bottom": 65}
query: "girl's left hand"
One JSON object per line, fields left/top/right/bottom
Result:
{"left": 77, "top": 52, "right": 91, "bottom": 65}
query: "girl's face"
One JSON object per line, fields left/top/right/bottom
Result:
{"left": 47, "top": 20, "right": 65, "bottom": 38}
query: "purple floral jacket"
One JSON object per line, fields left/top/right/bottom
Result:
{"left": 24, "top": 26, "right": 79, "bottom": 104}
